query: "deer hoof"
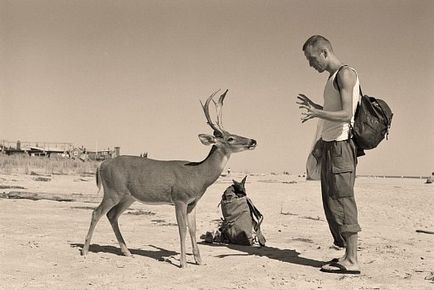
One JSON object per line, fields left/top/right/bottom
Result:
{"left": 121, "top": 249, "right": 132, "bottom": 257}
{"left": 180, "top": 261, "right": 187, "bottom": 268}
{"left": 195, "top": 257, "right": 202, "bottom": 265}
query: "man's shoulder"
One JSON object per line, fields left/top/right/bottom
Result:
{"left": 335, "top": 65, "right": 358, "bottom": 89}
{"left": 337, "top": 65, "right": 357, "bottom": 77}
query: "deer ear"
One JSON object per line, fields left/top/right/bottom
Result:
{"left": 241, "top": 175, "right": 247, "bottom": 185}
{"left": 198, "top": 134, "right": 216, "bottom": 146}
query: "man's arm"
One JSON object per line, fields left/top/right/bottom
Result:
{"left": 299, "top": 67, "right": 356, "bottom": 123}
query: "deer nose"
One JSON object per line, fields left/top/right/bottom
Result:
{"left": 249, "top": 139, "right": 257, "bottom": 149}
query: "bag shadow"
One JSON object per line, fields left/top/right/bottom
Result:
{"left": 199, "top": 242, "right": 326, "bottom": 268}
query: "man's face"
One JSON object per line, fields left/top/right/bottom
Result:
{"left": 304, "top": 46, "right": 326, "bottom": 73}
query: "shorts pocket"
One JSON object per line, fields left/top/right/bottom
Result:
{"left": 332, "top": 157, "right": 353, "bottom": 174}
{"left": 331, "top": 158, "right": 354, "bottom": 198}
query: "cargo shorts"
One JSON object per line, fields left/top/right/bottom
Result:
{"left": 314, "top": 139, "right": 361, "bottom": 234}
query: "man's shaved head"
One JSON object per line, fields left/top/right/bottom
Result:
{"left": 302, "top": 35, "right": 333, "bottom": 52}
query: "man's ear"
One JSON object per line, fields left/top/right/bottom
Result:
{"left": 198, "top": 134, "right": 216, "bottom": 146}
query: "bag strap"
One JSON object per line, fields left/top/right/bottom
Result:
{"left": 333, "top": 64, "right": 347, "bottom": 91}
{"left": 371, "top": 98, "right": 392, "bottom": 140}
{"left": 246, "top": 197, "right": 263, "bottom": 228}
{"left": 334, "top": 65, "right": 363, "bottom": 100}
{"left": 334, "top": 65, "right": 360, "bottom": 140}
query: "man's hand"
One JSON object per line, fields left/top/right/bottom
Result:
{"left": 296, "top": 94, "right": 313, "bottom": 106}
{"left": 297, "top": 94, "right": 321, "bottom": 123}
{"left": 299, "top": 104, "right": 320, "bottom": 123}
{"left": 296, "top": 94, "right": 322, "bottom": 109}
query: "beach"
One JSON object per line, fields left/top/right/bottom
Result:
{"left": 1, "top": 172, "right": 433, "bottom": 290}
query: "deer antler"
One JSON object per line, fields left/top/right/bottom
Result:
{"left": 214, "top": 89, "right": 228, "bottom": 132}
{"left": 200, "top": 89, "right": 228, "bottom": 135}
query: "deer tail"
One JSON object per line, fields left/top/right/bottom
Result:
{"left": 95, "top": 166, "right": 102, "bottom": 193}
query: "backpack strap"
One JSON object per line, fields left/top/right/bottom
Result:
{"left": 246, "top": 197, "right": 266, "bottom": 246}
{"left": 334, "top": 65, "right": 363, "bottom": 101}
{"left": 335, "top": 65, "right": 364, "bottom": 151}
{"left": 246, "top": 197, "right": 263, "bottom": 229}
{"left": 333, "top": 64, "right": 348, "bottom": 91}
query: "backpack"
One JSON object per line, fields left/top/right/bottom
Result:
{"left": 219, "top": 176, "right": 266, "bottom": 246}
{"left": 335, "top": 66, "right": 393, "bottom": 152}
{"left": 352, "top": 91, "right": 393, "bottom": 150}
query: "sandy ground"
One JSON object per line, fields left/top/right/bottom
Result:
{"left": 1, "top": 172, "right": 433, "bottom": 290}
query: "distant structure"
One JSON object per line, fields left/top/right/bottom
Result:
{"left": 426, "top": 172, "right": 434, "bottom": 184}
{"left": 0, "top": 140, "right": 119, "bottom": 161}
{"left": 1, "top": 140, "right": 73, "bottom": 157}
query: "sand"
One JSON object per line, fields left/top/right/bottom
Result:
{"left": 1, "top": 172, "right": 433, "bottom": 290}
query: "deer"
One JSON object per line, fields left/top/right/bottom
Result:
{"left": 81, "top": 89, "right": 257, "bottom": 268}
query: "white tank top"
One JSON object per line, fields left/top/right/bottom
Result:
{"left": 321, "top": 66, "right": 360, "bottom": 141}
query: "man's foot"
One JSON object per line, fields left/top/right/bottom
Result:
{"left": 321, "top": 262, "right": 360, "bottom": 275}
{"left": 329, "top": 256, "right": 344, "bottom": 263}
{"left": 330, "top": 243, "right": 345, "bottom": 250}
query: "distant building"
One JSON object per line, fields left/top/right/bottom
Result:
{"left": 0, "top": 140, "right": 119, "bottom": 161}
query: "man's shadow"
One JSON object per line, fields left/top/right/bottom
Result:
{"left": 199, "top": 242, "right": 327, "bottom": 268}
{"left": 70, "top": 243, "right": 180, "bottom": 266}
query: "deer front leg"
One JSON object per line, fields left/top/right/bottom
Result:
{"left": 187, "top": 203, "right": 202, "bottom": 265}
{"left": 174, "top": 201, "right": 188, "bottom": 268}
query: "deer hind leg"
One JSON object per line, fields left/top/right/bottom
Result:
{"left": 187, "top": 203, "right": 202, "bottom": 265}
{"left": 174, "top": 201, "right": 188, "bottom": 268}
{"left": 82, "top": 196, "right": 118, "bottom": 256}
{"left": 106, "top": 196, "right": 135, "bottom": 256}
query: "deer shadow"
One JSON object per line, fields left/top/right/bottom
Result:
{"left": 70, "top": 242, "right": 326, "bottom": 268}
{"left": 70, "top": 243, "right": 180, "bottom": 266}
{"left": 199, "top": 242, "right": 326, "bottom": 268}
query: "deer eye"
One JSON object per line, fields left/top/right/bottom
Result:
{"left": 227, "top": 137, "right": 235, "bottom": 142}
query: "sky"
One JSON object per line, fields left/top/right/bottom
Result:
{"left": 1, "top": 0, "right": 433, "bottom": 176}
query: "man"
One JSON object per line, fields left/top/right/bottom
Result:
{"left": 297, "top": 35, "right": 361, "bottom": 274}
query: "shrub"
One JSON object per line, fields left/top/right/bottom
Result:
{"left": 0, "top": 155, "right": 100, "bottom": 175}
